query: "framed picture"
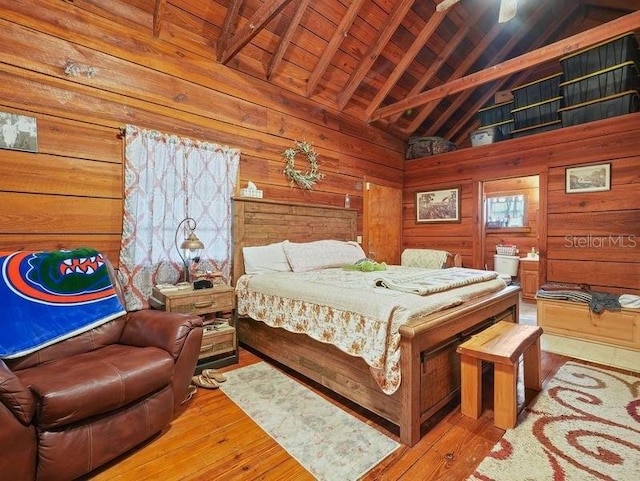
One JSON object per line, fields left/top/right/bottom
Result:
{"left": 415, "top": 187, "right": 460, "bottom": 223}
{"left": 565, "top": 163, "right": 611, "bottom": 193}
{"left": 0, "top": 111, "right": 38, "bottom": 153}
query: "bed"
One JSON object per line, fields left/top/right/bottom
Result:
{"left": 232, "top": 197, "right": 520, "bottom": 446}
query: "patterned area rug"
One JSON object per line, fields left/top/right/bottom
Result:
{"left": 470, "top": 361, "right": 640, "bottom": 481}
{"left": 219, "top": 362, "right": 400, "bottom": 481}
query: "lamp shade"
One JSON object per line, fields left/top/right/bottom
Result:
{"left": 180, "top": 232, "right": 204, "bottom": 251}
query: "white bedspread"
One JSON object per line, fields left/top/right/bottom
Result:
{"left": 236, "top": 266, "right": 506, "bottom": 395}
{"left": 374, "top": 267, "right": 498, "bottom": 295}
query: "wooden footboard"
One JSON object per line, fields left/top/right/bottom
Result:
{"left": 238, "top": 285, "right": 520, "bottom": 446}
{"left": 398, "top": 284, "right": 519, "bottom": 445}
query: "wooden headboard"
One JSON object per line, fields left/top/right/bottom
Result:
{"left": 232, "top": 197, "right": 358, "bottom": 284}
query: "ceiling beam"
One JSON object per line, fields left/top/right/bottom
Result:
{"left": 371, "top": 9, "right": 640, "bottom": 122}
{"left": 403, "top": 7, "right": 507, "bottom": 133}
{"left": 219, "top": 0, "right": 293, "bottom": 65}
{"left": 152, "top": 0, "right": 166, "bottom": 37}
{"left": 306, "top": 0, "right": 366, "bottom": 97}
{"left": 364, "top": 9, "right": 447, "bottom": 119}
{"left": 436, "top": 0, "right": 462, "bottom": 12}
{"left": 217, "top": 0, "right": 242, "bottom": 62}
{"left": 336, "top": 0, "right": 415, "bottom": 111}
{"left": 388, "top": 2, "right": 491, "bottom": 124}
{"left": 268, "top": 0, "right": 311, "bottom": 80}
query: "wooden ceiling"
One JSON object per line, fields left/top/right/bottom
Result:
{"left": 82, "top": 0, "right": 640, "bottom": 147}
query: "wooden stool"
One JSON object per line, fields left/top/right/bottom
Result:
{"left": 456, "top": 321, "right": 543, "bottom": 429}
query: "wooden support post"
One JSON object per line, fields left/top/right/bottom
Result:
{"left": 460, "top": 355, "right": 483, "bottom": 419}
{"left": 523, "top": 337, "right": 542, "bottom": 390}
{"left": 493, "top": 362, "right": 518, "bottom": 429}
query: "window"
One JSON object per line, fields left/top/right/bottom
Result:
{"left": 485, "top": 194, "right": 527, "bottom": 228}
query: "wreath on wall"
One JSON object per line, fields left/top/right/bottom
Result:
{"left": 282, "top": 140, "right": 324, "bottom": 190}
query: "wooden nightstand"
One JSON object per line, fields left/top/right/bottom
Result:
{"left": 150, "top": 285, "right": 238, "bottom": 371}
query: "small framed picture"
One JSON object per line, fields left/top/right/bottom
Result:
{"left": 415, "top": 187, "right": 460, "bottom": 223}
{"left": 565, "top": 163, "right": 611, "bottom": 193}
{"left": 0, "top": 111, "right": 38, "bottom": 153}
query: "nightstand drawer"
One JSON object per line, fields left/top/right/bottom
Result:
{"left": 199, "top": 325, "right": 236, "bottom": 359}
{"left": 151, "top": 286, "right": 235, "bottom": 316}
{"left": 169, "top": 289, "right": 234, "bottom": 315}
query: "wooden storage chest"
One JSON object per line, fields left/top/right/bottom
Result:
{"left": 537, "top": 298, "right": 640, "bottom": 350}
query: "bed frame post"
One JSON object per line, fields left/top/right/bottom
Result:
{"left": 399, "top": 335, "right": 421, "bottom": 446}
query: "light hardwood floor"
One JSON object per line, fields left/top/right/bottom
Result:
{"left": 88, "top": 305, "right": 636, "bottom": 481}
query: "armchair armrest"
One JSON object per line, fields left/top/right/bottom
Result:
{"left": 119, "top": 309, "right": 203, "bottom": 360}
{"left": 444, "top": 252, "right": 463, "bottom": 268}
{"left": 0, "top": 360, "right": 35, "bottom": 425}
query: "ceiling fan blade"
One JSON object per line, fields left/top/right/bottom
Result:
{"left": 436, "top": 0, "right": 462, "bottom": 12}
{"left": 498, "top": 0, "right": 518, "bottom": 23}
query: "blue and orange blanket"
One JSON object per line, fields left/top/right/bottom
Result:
{"left": 0, "top": 248, "right": 126, "bottom": 359}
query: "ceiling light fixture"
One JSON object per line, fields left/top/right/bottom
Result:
{"left": 436, "top": 0, "right": 517, "bottom": 24}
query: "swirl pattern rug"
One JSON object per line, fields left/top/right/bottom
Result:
{"left": 470, "top": 361, "right": 640, "bottom": 481}
{"left": 219, "top": 362, "right": 399, "bottom": 481}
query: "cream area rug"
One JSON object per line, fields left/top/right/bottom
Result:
{"left": 470, "top": 361, "right": 640, "bottom": 481}
{"left": 219, "top": 362, "right": 400, "bottom": 481}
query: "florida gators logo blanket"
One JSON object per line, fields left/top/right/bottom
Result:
{"left": 0, "top": 248, "right": 126, "bottom": 359}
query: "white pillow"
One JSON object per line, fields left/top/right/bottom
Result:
{"left": 242, "top": 242, "right": 292, "bottom": 274}
{"left": 282, "top": 240, "right": 366, "bottom": 272}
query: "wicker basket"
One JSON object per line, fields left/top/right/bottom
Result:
{"left": 496, "top": 244, "right": 517, "bottom": 256}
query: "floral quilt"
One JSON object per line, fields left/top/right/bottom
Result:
{"left": 236, "top": 266, "right": 506, "bottom": 394}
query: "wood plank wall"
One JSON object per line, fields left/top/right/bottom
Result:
{"left": 0, "top": 0, "right": 405, "bottom": 265}
{"left": 404, "top": 113, "right": 640, "bottom": 296}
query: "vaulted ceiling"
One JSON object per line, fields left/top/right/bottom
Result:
{"left": 83, "top": 0, "right": 640, "bottom": 147}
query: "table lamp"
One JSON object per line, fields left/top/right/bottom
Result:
{"left": 174, "top": 217, "right": 204, "bottom": 283}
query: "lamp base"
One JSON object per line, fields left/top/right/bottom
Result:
{"left": 194, "top": 279, "right": 213, "bottom": 290}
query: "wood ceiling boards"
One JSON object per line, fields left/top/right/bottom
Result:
{"left": 95, "top": 0, "right": 640, "bottom": 147}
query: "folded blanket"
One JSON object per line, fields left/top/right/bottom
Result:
{"left": 589, "top": 291, "right": 621, "bottom": 314}
{"left": 539, "top": 282, "right": 591, "bottom": 292}
{"left": 535, "top": 289, "right": 592, "bottom": 304}
{"left": 374, "top": 267, "right": 498, "bottom": 295}
{"left": 536, "top": 288, "right": 630, "bottom": 314}
{"left": 0, "top": 248, "right": 126, "bottom": 359}
{"left": 620, "top": 294, "right": 640, "bottom": 309}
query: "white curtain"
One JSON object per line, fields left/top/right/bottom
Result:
{"left": 119, "top": 125, "right": 240, "bottom": 310}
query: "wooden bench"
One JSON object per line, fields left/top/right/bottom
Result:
{"left": 456, "top": 321, "right": 543, "bottom": 429}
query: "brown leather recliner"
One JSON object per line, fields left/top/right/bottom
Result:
{"left": 0, "top": 260, "right": 203, "bottom": 481}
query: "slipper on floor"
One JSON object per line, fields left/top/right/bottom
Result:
{"left": 202, "top": 368, "right": 227, "bottom": 383}
{"left": 182, "top": 384, "right": 198, "bottom": 404}
{"left": 191, "top": 374, "right": 219, "bottom": 390}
